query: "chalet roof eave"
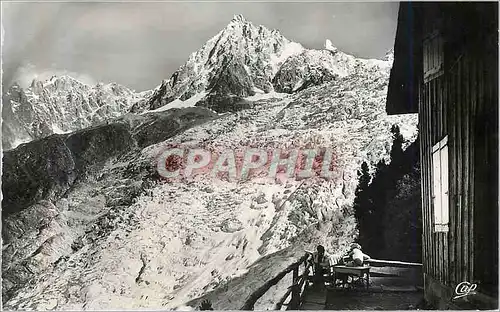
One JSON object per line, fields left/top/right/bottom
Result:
{"left": 386, "top": 2, "right": 420, "bottom": 116}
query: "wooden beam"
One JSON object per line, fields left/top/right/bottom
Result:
{"left": 366, "top": 259, "right": 423, "bottom": 268}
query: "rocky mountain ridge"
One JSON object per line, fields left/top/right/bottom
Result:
{"left": 2, "top": 75, "right": 151, "bottom": 150}
{"left": 136, "top": 14, "right": 304, "bottom": 112}
{"left": 133, "top": 14, "right": 392, "bottom": 114}
{"left": 3, "top": 15, "right": 393, "bottom": 149}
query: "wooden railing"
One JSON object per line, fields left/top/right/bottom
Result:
{"left": 241, "top": 253, "right": 311, "bottom": 311}
{"left": 274, "top": 256, "right": 312, "bottom": 310}
{"left": 241, "top": 256, "right": 424, "bottom": 310}
{"left": 365, "top": 259, "right": 422, "bottom": 268}
{"left": 364, "top": 258, "right": 423, "bottom": 289}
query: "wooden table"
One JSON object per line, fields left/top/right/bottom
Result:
{"left": 331, "top": 265, "right": 370, "bottom": 289}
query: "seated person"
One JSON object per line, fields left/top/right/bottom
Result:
{"left": 333, "top": 243, "right": 370, "bottom": 287}
{"left": 344, "top": 243, "right": 370, "bottom": 267}
{"left": 309, "top": 245, "right": 331, "bottom": 284}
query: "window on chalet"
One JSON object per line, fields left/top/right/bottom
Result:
{"left": 423, "top": 32, "right": 444, "bottom": 83}
{"left": 432, "top": 136, "right": 449, "bottom": 232}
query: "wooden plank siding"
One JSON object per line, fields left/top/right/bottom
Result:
{"left": 387, "top": 3, "right": 497, "bottom": 307}
{"left": 419, "top": 23, "right": 498, "bottom": 299}
{"left": 472, "top": 32, "right": 498, "bottom": 297}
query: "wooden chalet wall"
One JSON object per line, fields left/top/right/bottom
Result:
{"left": 417, "top": 3, "right": 498, "bottom": 308}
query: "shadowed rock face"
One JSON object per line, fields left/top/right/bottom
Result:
{"left": 191, "top": 57, "right": 257, "bottom": 113}
{"left": 207, "top": 58, "right": 256, "bottom": 98}
{"left": 273, "top": 67, "right": 337, "bottom": 93}
{"left": 133, "top": 107, "right": 217, "bottom": 147}
{"left": 1, "top": 107, "right": 217, "bottom": 218}
{"left": 2, "top": 135, "right": 77, "bottom": 216}
{"left": 145, "top": 80, "right": 176, "bottom": 111}
{"left": 2, "top": 123, "right": 136, "bottom": 217}
{"left": 195, "top": 94, "right": 253, "bottom": 113}
{"left": 272, "top": 50, "right": 350, "bottom": 94}
{"left": 65, "top": 122, "right": 135, "bottom": 177}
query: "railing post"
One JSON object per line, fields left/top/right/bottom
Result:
{"left": 293, "top": 266, "right": 299, "bottom": 284}
{"left": 241, "top": 253, "right": 311, "bottom": 311}
{"left": 289, "top": 267, "right": 300, "bottom": 309}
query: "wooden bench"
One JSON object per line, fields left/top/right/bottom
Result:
{"left": 331, "top": 265, "right": 370, "bottom": 289}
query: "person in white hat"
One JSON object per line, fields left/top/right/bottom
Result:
{"left": 346, "top": 243, "right": 370, "bottom": 266}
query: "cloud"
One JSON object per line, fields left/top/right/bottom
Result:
{"left": 12, "top": 63, "right": 97, "bottom": 88}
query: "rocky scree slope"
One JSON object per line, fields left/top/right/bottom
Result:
{"left": 2, "top": 107, "right": 218, "bottom": 302}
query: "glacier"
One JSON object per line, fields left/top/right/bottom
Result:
{"left": 2, "top": 14, "right": 418, "bottom": 310}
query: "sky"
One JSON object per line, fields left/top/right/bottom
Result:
{"left": 2, "top": 1, "right": 399, "bottom": 92}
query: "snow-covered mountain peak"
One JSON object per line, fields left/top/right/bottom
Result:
{"left": 48, "top": 74, "right": 82, "bottom": 84}
{"left": 30, "top": 78, "right": 42, "bottom": 89}
{"left": 143, "top": 16, "right": 306, "bottom": 111}
{"left": 133, "top": 16, "right": 394, "bottom": 115}
{"left": 215, "top": 14, "right": 293, "bottom": 49}
{"left": 27, "top": 74, "right": 90, "bottom": 93}
{"left": 384, "top": 48, "right": 394, "bottom": 63}
{"left": 230, "top": 13, "right": 248, "bottom": 24}
{"left": 324, "top": 39, "right": 338, "bottom": 53}
{"left": 3, "top": 75, "right": 150, "bottom": 150}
